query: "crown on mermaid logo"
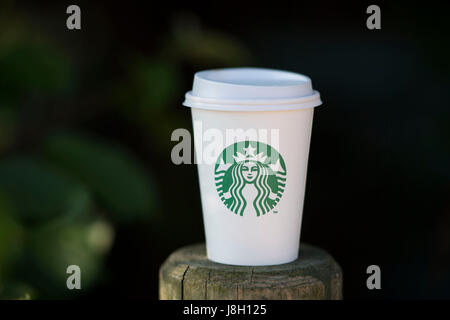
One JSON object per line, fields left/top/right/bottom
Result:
{"left": 233, "top": 144, "right": 267, "bottom": 163}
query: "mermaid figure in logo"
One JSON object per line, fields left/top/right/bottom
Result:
{"left": 223, "top": 159, "right": 279, "bottom": 216}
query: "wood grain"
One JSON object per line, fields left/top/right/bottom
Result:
{"left": 159, "top": 243, "right": 342, "bottom": 300}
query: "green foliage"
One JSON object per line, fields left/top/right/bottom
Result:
{"left": 0, "top": 42, "right": 74, "bottom": 104}
{"left": 173, "top": 30, "right": 250, "bottom": 66}
{"left": 132, "top": 58, "right": 180, "bottom": 110}
{"left": 166, "top": 13, "right": 250, "bottom": 66}
{"left": 43, "top": 133, "right": 158, "bottom": 222}
{"left": 27, "top": 219, "right": 113, "bottom": 295}
{"left": 0, "top": 281, "right": 35, "bottom": 300}
{"left": 0, "top": 193, "right": 23, "bottom": 277}
{"left": 0, "top": 107, "right": 17, "bottom": 153}
{"left": 113, "top": 57, "right": 187, "bottom": 151}
{"left": 0, "top": 157, "right": 91, "bottom": 224}
{"left": 0, "top": 7, "right": 248, "bottom": 299}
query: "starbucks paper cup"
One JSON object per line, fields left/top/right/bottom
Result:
{"left": 183, "top": 68, "right": 322, "bottom": 266}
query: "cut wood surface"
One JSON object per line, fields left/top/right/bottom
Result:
{"left": 159, "top": 243, "right": 342, "bottom": 300}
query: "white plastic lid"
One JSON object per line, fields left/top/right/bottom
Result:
{"left": 183, "top": 67, "right": 322, "bottom": 111}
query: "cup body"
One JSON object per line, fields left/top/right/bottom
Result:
{"left": 183, "top": 68, "right": 321, "bottom": 266}
{"left": 191, "top": 107, "right": 314, "bottom": 265}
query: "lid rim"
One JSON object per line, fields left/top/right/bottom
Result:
{"left": 183, "top": 91, "right": 322, "bottom": 111}
{"left": 185, "top": 90, "right": 321, "bottom": 105}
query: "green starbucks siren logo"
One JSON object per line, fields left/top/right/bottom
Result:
{"left": 214, "top": 141, "right": 287, "bottom": 217}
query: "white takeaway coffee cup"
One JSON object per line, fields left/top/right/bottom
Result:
{"left": 183, "top": 68, "right": 322, "bottom": 266}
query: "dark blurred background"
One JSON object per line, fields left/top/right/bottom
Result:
{"left": 0, "top": 0, "right": 449, "bottom": 299}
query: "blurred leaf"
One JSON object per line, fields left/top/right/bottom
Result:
{"left": 0, "top": 192, "right": 23, "bottom": 277}
{"left": 179, "top": 31, "right": 249, "bottom": 65}
{"left": 0, "top": 281, "right": 36, "bottom": 300}
{"left": 18, "top": 293, "right": 31, "bottom": 300}
{"left": 132, "top": 58, "right": 180, "bottom": 110}
{"left": 113, "top": 57, "right": 188, "bottom": 152}
{"left": 27, "top": 219, "right": 113, "bottom": 294}
{"left": 43, "top": 133, "right": 158, "bottom": 222}
{"left": 0, "top": 157, "right": 91, "bottom": 224}
{"left": 0, "top": 42, "right": 74, "bottom": 104}
{"left": 86, "top": 220, "right": 115, "bottom": 254}
{"left": 0, "top": 107, "right": 17, "bottom": 153}
{"left": 167, "top": 16, "right": 250, "bottom": 66}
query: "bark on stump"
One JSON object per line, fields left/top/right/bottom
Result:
{"left": 159, "top": 243, "right": 342, "bottom": 300}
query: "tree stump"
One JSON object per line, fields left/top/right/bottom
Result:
{"left": 159, "top": 243, "right": 342, "bottom": 300}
